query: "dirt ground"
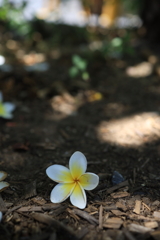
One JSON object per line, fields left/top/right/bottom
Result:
{"left": 1, "top": 34, "right": 160, "bottom": 240}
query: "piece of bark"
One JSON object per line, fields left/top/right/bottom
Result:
{"left": 72, "top": 209, "right": 98, "bottom": 225}
{"left": 17, "top": 206, "right": 43, "bottom": 212}
{"left": 111, "top": 209, "right": 126, "bottom": 216}
{"left": 111, "top": 191, "right": 130, "bottom": 199}
{"left": 153, "top": 211, "right": 160, "bottom": 219}
{"left": 144, "top": 221, "right": 158, "bottom": 229}
{"left": 24, "top": 181, "right": 37, "bottom": 199}
{"left": 31, "top": 213, "right": 78, "bottom": 240}
{"left": 0, "top": 194, "right": 7, "bottom": 212}
{"left": 103, "top": 217, "right": 123, "bottom": 229}
{"left": 42, "top": 203, "right": 61, "bottom": 211}
{"left": 128, "top": 223, "right": 153, "bottom": 233}
{"left": 133, "top": 200, "right": 141, "bottom": 214}
{"left": 99, "top": 205, "right": 103, "bottom": 229}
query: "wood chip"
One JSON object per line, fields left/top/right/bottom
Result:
{"left": 111, "top": 209, "right": 126, "bottom": 216}
{"left": 0, "top": 194, "right": 7, "bottom": 212}
{"left": 152, "top": 200, "right": 160, "bottom": 206}
{"left": 52, "top": 205, "right": 67, "bottom": 217}
{"left": 153, "top": 211, "right": 160, "bottom": 219}
{"left": 99, "top": 205, "right": 103, "bottom": 229}
{"left": 48, "top": 232, "right": 56, "bottom": 240}
{"left": 151, "top": 230, "right": 160, "bottom": 240}
{"left": 133, "top": 200, "right": 141, "bottom": 214}
{"left": 123, "top": 229, "right": 137, "bottom": 240}
{"left": 5, "top": 204, "right": 23, "bottom": 216}
{"left": 42, "top": 203, "right": 61, "bottom": 211}
{"left": 24, "top": 181, "right": 37, "bottom": 199}
{"left": 103, "top": 217, "right": 123, "bottom": 229}
{"left": 31, "top": 213, "right": 78, "bottom": 240}
{"left": 31, "top": 197, "right": 46, "bottom": 205}
{"left": 5, "top": 202, "right": 13, "bottom": 208}
{"left": 128, "top": 214, "right": 153, "bottom": 221}
{"left": 103, "top": 205, "right": 117, "bottom": 211}
{"left": 17, "top": 206, "right": 43, "bottom": 212}
{"left": 111, "top": 191, "right": 130, "bottom": 199}
{"left": 142, "top": 202, "right": 151, "bottom": 211}
{"left": 144, "top": 221, "right": 158, "bottom": 229}
{"left": 116, "top": 201, "right": 127, "bottom": 212}
{"left": 72, "top": 209, "right": 98, "bottom": 225}
{"left": 128, "top": 223, "right": 153, "bottom": 233}
{"left": 76, "top": 227, "right": 89, "bottom": 240}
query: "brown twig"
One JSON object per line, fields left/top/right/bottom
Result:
{"left": 99, "top": 205, "right": 103, "bottom": 229}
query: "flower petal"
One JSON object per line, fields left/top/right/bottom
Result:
{"left": 0, "top": 211, "right": 2, "bottom": 222}
{"left": 0, "top": 171, "right": 7, "bottom": 181}
{"left": 69, "top": 151, "right": 87, "bottom": 179}
{"left": 3, "top": 103, "right": 16, "bottom": 112}
{"left": 79, "top": 173, "right": 99, "bottom": 190}
{"left": 46, "top": 164, "right": 73, "bottom": 183}
{"left": 0, "top": 92, "right": 3, "bottom": 102}
{"left": 46, "top": 165, "right": 73, "bottom": 183}
{"left": 70, "top": 183, "right": 86, "bottom": 209}
{"left": 50, "top": 183, "right": 75, "bottom": 203}
{"left": 0, "top": 181, "right": 9, "bottom": 192}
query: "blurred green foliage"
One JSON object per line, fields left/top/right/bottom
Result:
{"left": 0, "top": 0, "right": 31, "bottom": 36}
{"left": 69, "top": 55, "right": 90, "bottom": 81}
{"left": 101, "top": 31, "right": 134, "bottom": 58}
{"left": 120, "top": 0, "right": 144, "bottom": 14}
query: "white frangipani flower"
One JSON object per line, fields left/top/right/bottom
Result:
{"left": 0, "top": 91, "right": 15, "bottom": 119}
{"left": 0, "top": 171, "right": 10, "bottom": 192}
{"left": 46, "top": 151, "right": 99, "bottom": 209}
{"left": 0, "top": 211, "right": 2, "bottom": 222}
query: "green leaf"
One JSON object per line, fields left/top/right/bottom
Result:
{"left": 72, "top": 55, "right": 87, "bottom": 70}
{"left": 69, "top": 66, "right": 79, "bottom": 78}
{"left": 82, "top": 71, "right": 89, "bottom": 80}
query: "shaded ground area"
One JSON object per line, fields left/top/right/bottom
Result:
{"left": 1, "top": 27, "right": 160, "bottom": 240}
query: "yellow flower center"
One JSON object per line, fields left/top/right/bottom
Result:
{"left": 74, "top": 178, "right": 79, "bottom": 184}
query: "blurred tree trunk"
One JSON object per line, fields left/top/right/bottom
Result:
{"left": 90, "top": 0, "right": 103, "bottom": 15}
{"left": 141, "top": 0, "right": 160, "bottom": 43}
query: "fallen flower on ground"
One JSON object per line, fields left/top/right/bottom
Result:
{"left": 46, "top": 151, "right": 99, "bottom": 209}
{"left": 0, "top": 91, "right": 15, "bottom": 119}
{"left": 0, "top": 171, "right": 10, "bottom": 192}
{"left": 0, "top": 212, "right": 2, "bottom": 222}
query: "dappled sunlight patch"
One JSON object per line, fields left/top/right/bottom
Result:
{"left": 126, "top": 62, "right": 153, "bottom": 78}
{"left": 50, "top": 92, "right": 78, "bottom": 116}
{"left": 97, "top": 112, "right": 160, "bottom": 147}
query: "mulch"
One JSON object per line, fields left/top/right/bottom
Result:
{"left": 1, "top": 31, "right": 160, "bottom": 240}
